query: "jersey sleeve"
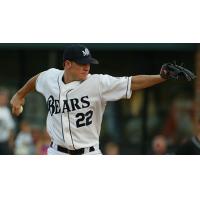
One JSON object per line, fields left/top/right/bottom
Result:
{"left": 98, "top": 74, "right": 132, "bottom": 102}
{"left": 36, "top": 68, "right": 59, "bottom": 96}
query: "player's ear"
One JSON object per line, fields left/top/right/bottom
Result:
{"left": 64, "top": 60, "right": 72, "bottom": 69}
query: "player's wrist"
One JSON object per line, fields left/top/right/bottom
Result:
{"left": 159, "top": 74, "right": 168, "bottom": 81}
{"left": 160, "top": 64, "right": 170, "bottom": 80}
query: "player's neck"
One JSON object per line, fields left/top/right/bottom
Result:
{"left": 62, "top": 75, "right": 72, "bottom": 84}
{"left": 62, "top": 73, "right": 76, "bottom": 84}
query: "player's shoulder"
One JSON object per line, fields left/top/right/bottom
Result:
{"left": 40, "top": 68, "right": 63, "bottom": 79}
{"left": 86, "top": 74, "right": 108, "bottom": 82}
{"left": 87, "top": 74, "right": 122, "bottom": 84}
{"left": 36, "top": 68, "right": 63, "bottom": 88}
{"left": 88, "top": 74, "right": 110, "bottom": 79}
{"left": 46, "top": 68, "right": 63, "bottom": 76}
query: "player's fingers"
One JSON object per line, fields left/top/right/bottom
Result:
{"left": 12, "top": 105, "right": 21, "bottom": 116}
{"left": 12, "top": 107, "right": 17, "bottom": 116}
{"left": 10, "top": 94, "right": 25, "bottom": 116}
{"left": 12, "top": 107, "right": 18, "bottom": 116}
{"left": 183, "top": 68, "right": 196, "bottom": 80}
{"left": 182, "top": 71, "right": 191, "bottom": 81}
{"left": 175, "top": 65, "right": 196, "bottom": 80}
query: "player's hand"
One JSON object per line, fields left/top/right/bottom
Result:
{"left": 160, "top": 62, "right": 196, "bottom": 81}
{"left": 10, "top": 93, "right": 25, "bottom": 116}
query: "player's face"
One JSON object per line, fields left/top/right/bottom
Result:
{"left": 67, "top": 61, "right": 90, "bottom": 81}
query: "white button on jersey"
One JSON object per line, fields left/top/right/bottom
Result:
{"left": 36, "top": 68, "right": 132, "bottom": 150}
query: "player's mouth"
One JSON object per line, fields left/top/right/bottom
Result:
{"left": 81, "top": 72, "right": 89, "bottom": 76}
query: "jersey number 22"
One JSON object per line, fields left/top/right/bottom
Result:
{"left": 75, "top": 110, "right": 93, "bottom": 128}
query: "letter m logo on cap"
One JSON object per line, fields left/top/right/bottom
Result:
{"left": 82, "top": 48, "right": 90, "bottom": 56}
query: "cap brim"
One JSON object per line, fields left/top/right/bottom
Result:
{"left": 75, "top": 57, "right": 99, "bottom": 65}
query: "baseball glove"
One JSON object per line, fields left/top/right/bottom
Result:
{"left": 160, "top": 62, "right": 196, "bottom": 81}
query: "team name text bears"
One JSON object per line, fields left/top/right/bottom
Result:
{"left": 47, "top": 95, "right": 90, "bottom": 116}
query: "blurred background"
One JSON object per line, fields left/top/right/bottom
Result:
{"left": 0, "top": 43, "right": 199, "bottom": 155}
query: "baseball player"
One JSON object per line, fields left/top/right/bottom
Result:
{"left": 10, "top": 44, "right": 196, "bottom": 155}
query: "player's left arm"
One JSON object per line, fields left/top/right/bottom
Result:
{"left": 131, "top": 63, "right": 196, "bottom": 91}
{"left": 131, "top": 75, "right": 165, "bottom": 91}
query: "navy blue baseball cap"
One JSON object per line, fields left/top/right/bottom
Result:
{"left": 63, "top": 44, "right": 99, "bottom": 65}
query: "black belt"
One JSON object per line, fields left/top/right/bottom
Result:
{"left": 50, "top": 142, "right": 95, "bottom": 155}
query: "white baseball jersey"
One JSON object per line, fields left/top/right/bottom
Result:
{"left": 0, "top": 106, "right": 15, "bottom": 142}
{"left": 36, "top": 68, "right": 132, "bottom": 150}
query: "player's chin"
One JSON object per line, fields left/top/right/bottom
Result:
{"left": 79, "top": 74, "right": 88, "bottom": 80}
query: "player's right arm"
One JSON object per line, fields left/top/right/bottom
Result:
{"left": 10, "top": 74, "right": 40, "bottom": 116}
